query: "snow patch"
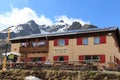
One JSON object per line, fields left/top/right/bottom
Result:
{"left": 40, "top": 29, "right": 49, "bottom": 34}
{"left": 10, "top": 25, "right": 23, "bottom": 33}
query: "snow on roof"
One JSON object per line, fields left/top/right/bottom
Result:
{"left": 10, "top": 27, "right": 118, "bottom": 41}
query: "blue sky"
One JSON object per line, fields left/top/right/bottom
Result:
{"left": 0, "top": 0, "right": 120, "bottom": 31}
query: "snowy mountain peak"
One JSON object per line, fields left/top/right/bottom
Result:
{"left": 0, "top": 20, "right": 97, "bottom": 40}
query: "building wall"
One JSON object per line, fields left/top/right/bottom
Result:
{"left": 11, "top": 33, "right": 120, "bottom": 67}
{"left": 48, "top": 34, "right": 120, "bottom": 67}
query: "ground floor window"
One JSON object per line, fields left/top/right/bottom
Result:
{"left": 85, "top": 55, "right": 99, "bottom": 61}
{"left": 53, "top": 56, "right": 69, "bottom": 63}
{"left": 79, "top": 55, "right": 105, "bottom": 63}
{"left": 59, "top": 56, "right": 64, "bottom": 61}
{"left": 21, "top": 57, "right": 46, "bottom": 62}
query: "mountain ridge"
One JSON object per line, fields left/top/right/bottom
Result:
{"left": 0, "top": 20, "right": 97, "bottom": 41}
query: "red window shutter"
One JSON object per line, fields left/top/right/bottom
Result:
{"left": 65, "top": 38, "right": 69, "bottom": 45}
{"left": 77, "top": 38, "right": 82, "bottom": 45}
{"left": 41, "top": 57, "right": 46, "bottom": 61}
{"left": 100, "top": 36, "right": 106, "bottom": 44}
{"left": 100, "top": 55, "right": 105, "bottom": 63}
{"left": 79, "top": 55, "right": 84, "bottom": 63}
{"left": 54, "top": 39, "right": 58, "bottom": 46}
{"left": 64, "top": 56, "right": 69, "bottom": 63}
{"left": 64, "top": 56, "right": 69, "bottom": 60}
{"left": 53, "top": 56, "right": 58, "bottom": 61}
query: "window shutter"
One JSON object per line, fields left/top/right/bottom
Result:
{"left": 54, "top": 39, "right": 58, "bottom": 46}
{"left": 64, "top": 56, "right": 69, "bottom": 60}
{"left": 53, "top": 56, "right": 58, "bottom": 61}
{"left": 100, "top": 55, "right": 105, "bottom": 63}
{"left": 79, "top": 55, "right": 84, "bottom": 63}
{"left": 100, "top": 36, "right": 106, "bottom": 44}
{"left": 65, "top": 38, "right": 69, "bottom": 45}
{"left": 77, "top": 38, "right": 82, "bottom": 45}
{"left": 64, "top": 56, "right": 69, "bottom": 63}
{"left": 41, "top": 57, "right": 46, "bottom": 61}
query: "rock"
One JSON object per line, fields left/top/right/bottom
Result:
{"left": 25, "top": 76, "right": 42, "bottom": 80}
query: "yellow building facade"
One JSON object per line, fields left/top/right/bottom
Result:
{"left": 10, "top": 27, "right": 120, "bottom": 68}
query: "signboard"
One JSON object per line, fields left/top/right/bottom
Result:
{"left": 8, "top": 54, "right": 14, "bottom": 60}
{"left": 54, "top": 48, "right": 68, "bottom": 54}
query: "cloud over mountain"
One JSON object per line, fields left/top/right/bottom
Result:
{"left": 0, "top": 7, "right": 90, "bottom": 31}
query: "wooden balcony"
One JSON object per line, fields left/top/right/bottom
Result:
{"left": 20, "top": 46, "right": 49, "bottom": 53}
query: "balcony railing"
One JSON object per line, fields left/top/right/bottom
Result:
{"left": 20, "top": 45, "right": 49, "bottom": 53}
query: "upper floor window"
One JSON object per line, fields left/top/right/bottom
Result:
{"left": 54, "top": 38, "right": 69, "bottom": 46}
{"left": 32, "top": 42, "right": 36, "bottom": 47}
{"left": 21, "top": 42, "right": 27, "bottom": 47}
{"left": 94, "top": 37, "right": 100, "bottom": 44}
{"left": 37, "top": 41, "right": 46, "bottom": 47}
{"left": 94, "top": 36, "right": 106, "bottom": 44}
{"left": 83, "top": 38, "right": 88, "bottom": 45}
{"left": 58, "top": 39, "right": 65, "bottom": 46}
{"left": 77, "top": 37, "right": 88, "bottom": 45}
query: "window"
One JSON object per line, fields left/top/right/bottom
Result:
{"left": 85, "top": 56, "right": 91, "bottom": 60}
{"left": 77, "top": 37, "right": 88, "bottom": 45}
{"left": 58, "top": 39, "right": 65, "bottom": 46}
{"left": 53, "top": 56, "right": 69, "bottom": 63}
{"left": 92, "top": 56, "right": 99, "bottom": 60}
{"left": 94, "top": 37, "right": 100, "bottom": 44}
{"left": 94, "top": 36, "right": 106, "bottom": 44}
{"left": 79, "top": 55, "right": 105, "bottom": 63}
{"left": 21, "top": 42, "right": 27, "bottom": 47}
{"left": 32, "top": 42, "right": 36, "bottom": 47}
{"left": 37, "top": 41, "right": 46, "bottom": 46}
{"left": 54, "top": 38, "right": 69, "bottom": 46}
{"left": 84, "top": 55, "right": 100, "bottom": 61}
{"left": 38, "top": 57, "right": 42, "bottom": 61}
{"left": 83, "top": 38, "right": 88, "bottom": 45}
{"left": 27, "top": 42, "right": 30, "bottom": 47}
{"left": 59, "top": 56, "right": 64, "bottom": 61}
{"left": 31, "top": 57, "right": 46, "bottom": 62}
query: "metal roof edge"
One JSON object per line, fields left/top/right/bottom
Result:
{"left": 10, "top": 27, "right": 118, "bottom": 41}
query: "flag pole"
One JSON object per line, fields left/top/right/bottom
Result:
{"left": 2, "top": 29, "right": 10, "bottom": 70}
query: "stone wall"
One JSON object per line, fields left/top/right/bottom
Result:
{"left": 0, "top": 70, "right": 120, "bottom": 80}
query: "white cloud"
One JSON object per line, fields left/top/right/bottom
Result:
{"left": 55, "top": 15, "right": 90, "bottom": 26}
{"left": 0, "top": 7, "right": 90, "bottom": 31}
{"left": 0, "top": 7, "right": 53, "bottom": 31}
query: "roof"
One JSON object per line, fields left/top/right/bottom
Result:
{"left": 10, "top": 27, "right": 119, "bottom": 41}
